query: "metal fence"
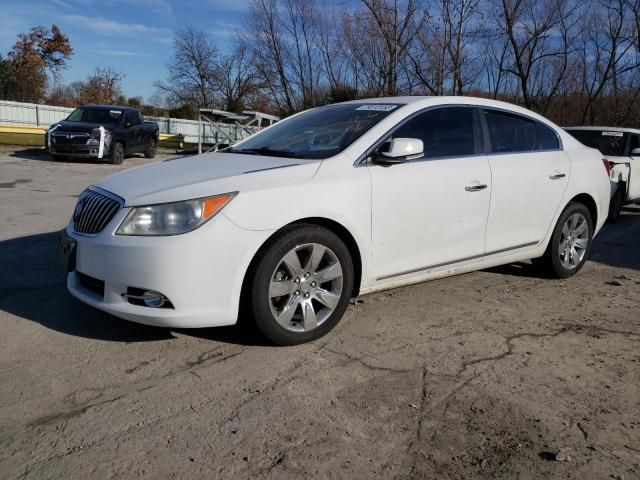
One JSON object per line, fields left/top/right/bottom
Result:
{"left": 0, "top": 99, "right": 254, "bottom": 144}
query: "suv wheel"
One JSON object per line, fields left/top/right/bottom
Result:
{"left": 248, "top": 225, "right": 354, "bottom": 345}
{"left": 111, "top": 142, "right": 125, "bottom": 165}
{"left": 144, "top": 137, "right": 157, "bottom": 159}
{"left": 607, "top": 185, "right": 624, "bottom": 223}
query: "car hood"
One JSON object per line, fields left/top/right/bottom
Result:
{"left": 97, "top": 152, "right": 321, "bottom": 206}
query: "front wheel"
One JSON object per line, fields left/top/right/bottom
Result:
{"left": 248, "top": 225, "right": 354, "bottom": 345}
{"left": 144, "top": 137, "right": 157, "bottom": 158}
{"left": 110, "top": 142, "right": 125, "bottom": 165}
{"left": 536, "top": 202, "right": 593, "bottom": 279}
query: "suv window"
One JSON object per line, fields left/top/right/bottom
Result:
{"left": 629, "top": 134, "right": 640, "bottom": 154}
{"left": 484, "top": 109, "right": 542, "bottom": 153}
{"left": 566, "top": 129, "right": 628, "bottom": 156}
{"left": 125, "top": 111, "right": 141, "bottom": 126}
{"left": 391, "top": 107, "right": 482, "bottom": 159}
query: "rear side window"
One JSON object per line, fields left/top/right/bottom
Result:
{"left": 391, "top": 107, "right": 482, "bottom": 159}
{"left": 537, "top": 123, "right": 560, "bottom": 150}
{"left": 483, "top": 109, "right": 560, "bottom": 153}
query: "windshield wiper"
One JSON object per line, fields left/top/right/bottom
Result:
{"left": 228, "top": 147, "right": 301, "bottom": 158}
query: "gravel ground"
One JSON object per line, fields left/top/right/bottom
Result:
{"left": 1, "top": 145, "right": 639, "bottom": 479}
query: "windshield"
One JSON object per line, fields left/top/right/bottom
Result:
{"left": 66, "top": 107, "right": 123, "bottom": 125}
{"left": 229, "top": 103, "right": 403, "bottom": 159}
{"left": 566, "top": 129, "right": 628, "bottom": 157}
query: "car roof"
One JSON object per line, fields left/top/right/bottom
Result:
{"left": 342, "top": 95, "right": 567, "bottom": 131}
{"left": 81, "top": 105, "right": 135, "bottom": 111}
{"left": 564, "top": 126, "right": 640, "bottom": 135}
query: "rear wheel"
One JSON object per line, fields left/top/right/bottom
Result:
{"left": 248, "top": 225, "right": 354, "bottom": 345}
{"left": 535, "top": 202, "right": 593, "bottom": 278}
{"left": 111, "top": 142, "right": 125, "bottom": 165}
{"left": 144, "top": 137, "right": 157, "bottom": 158}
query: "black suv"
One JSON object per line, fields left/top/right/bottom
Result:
{"left": 45, "top": 105, "right": 160, "bottom": 164}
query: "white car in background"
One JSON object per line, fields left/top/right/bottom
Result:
{"left": 58, "top": 97, "right": 611, "bottom": 345}
{"left": 564, "top": 127, "right": 640, "bottom": 221}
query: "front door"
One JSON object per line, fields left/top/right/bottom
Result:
{"left": 369, "top": 106, "right": 492, "bottom": 281}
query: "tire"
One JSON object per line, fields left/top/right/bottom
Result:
{"left": 607, "top": 185, "right": 624, "bottom": 223}
{"left": 51, "top": 154, "right": 67, "bottom": 161}
{"left": 144, "top": 137, "right": 157, "bottom": 158}
{"left": 536, "top": 202, "right": 593, "bottom": 279}
{"left": 110, "top": 142, "right": 125, "bottom": 165}
{"left": 248, "top": 224, "right": 354, "bottom": 345}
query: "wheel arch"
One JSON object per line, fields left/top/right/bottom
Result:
{"left": 568, "top": 192, "right": 598, "bottom": 226}
{"left": 240, "top": 217, "right": 363, "bottom": 307}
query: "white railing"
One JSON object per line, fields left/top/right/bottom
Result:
{"left": 0, "top": 99, "right": 256, "bottom": 144}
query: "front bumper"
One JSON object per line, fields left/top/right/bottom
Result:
{"left": 45, "top": 132, "right": 112, "bottom": 158}
{"left": 49, "top": 143, "right": 112, "bottom": 158}
{"left": 65, "top": 211, "right": 272, "bottom": 328}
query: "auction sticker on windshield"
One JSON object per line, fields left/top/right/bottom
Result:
{"left": 355, "top": 104, "right": 399, "bottom": 112}
{"left": 602, "top": 131, "right": 624, "bottom": 137}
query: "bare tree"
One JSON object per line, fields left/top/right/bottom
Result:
{"left": 212, "top": 45, "right": 262, "bottom": 112}
{"left": 359, "top": 0, "right": 426, "bottom": 95}
{"left": 154, "top": 26, "right": 218, "bottom": 114}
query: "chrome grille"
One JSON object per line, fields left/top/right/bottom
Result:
{"left": 73, "top": 189, "right": 121, "bottom": 234}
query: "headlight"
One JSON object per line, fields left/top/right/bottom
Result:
{"left": 116, "top": 193, "right": 237, "bottom": 236}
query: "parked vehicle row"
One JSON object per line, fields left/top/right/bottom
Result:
{"left": 59, "top": 97, "right": 611, "bottom": 345}
{"left": 564, "top": 127, "right": 640, "bottom": 222}
{"left": 45, "top": 105, "right": 159, "bottom": 164}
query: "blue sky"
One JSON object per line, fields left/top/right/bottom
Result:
{"left": 0, "top": 0, "right": 253, "bottom": 101}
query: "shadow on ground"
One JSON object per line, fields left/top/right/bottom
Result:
{"left": 486, "top": 208, "right": 640, "bottom": 277}
{"left": 0, "top": 231, "right": 269, "bottom": 346}
{"left": 8, "top": 147, "right": 143, "bottom": 164}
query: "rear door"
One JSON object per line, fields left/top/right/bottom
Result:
{"left": 482, "top": 109, "right": 569, "bottom": 253}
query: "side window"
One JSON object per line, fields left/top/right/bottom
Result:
{"left": 629, "top": 134, "right": 640, "bottom": 154}
{"left": 124, "top": 111, "right": 133, "bottom": 126}
{"left": 135, "top": 112, "right": 143, "bottom": 125}
{"left": 391, "top": 107, "right": 482, "bottom": 159}
{"left": 537, "top": 123, "right": 560, "bottom": 150}
{"left": 484, "top": 110, "right": 539, "bottom": 153}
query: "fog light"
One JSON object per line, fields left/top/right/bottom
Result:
{"left": 142, "top": 291, "right": 166, "bottom": 308}
{"left": 122, "top": 287, "right": 174, "bottom": 309}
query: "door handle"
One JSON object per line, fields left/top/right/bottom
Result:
{"left": 465, "top": 184, "right": 488, "bottom": 192}
{"left": 549, "top": 172, "right": 566, "bottom": 180}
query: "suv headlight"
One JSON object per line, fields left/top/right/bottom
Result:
{"left": 116, "top": 193, "right": 237, "bottom": 236}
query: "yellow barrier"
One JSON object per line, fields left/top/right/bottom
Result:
{"left": 0, "top": 123, "right": 183, "bottom": 147}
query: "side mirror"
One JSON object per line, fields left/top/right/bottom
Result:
{"left": 373, "top": 138, "right": 424, "bottom": 164}
{"left": 630, "top": 147, "right": 640, "bottom": 156}
{"left": 126, "top": 122, "right": 133, "bottom": 128}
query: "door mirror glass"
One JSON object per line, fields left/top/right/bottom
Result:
{"left": 375, "top": 138, "right": 424, "bottom": 163}
{"left": 630, "top": 147, "right": 640, "bottom": 156}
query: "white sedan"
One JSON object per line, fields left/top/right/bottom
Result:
{"left": 59, "top": 97, "right": 611, "bottom": 345}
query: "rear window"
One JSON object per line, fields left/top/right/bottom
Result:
{"left": 484, "top": 109, "right": 560, "bottom": 153}
{"left": 566, "top": 129, "right": 628, "bottom": 157}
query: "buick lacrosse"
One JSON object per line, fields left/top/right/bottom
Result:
{"left": 59, "top": 97, "right": 611, "bottom": 345}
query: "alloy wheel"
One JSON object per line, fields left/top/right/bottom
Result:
{"left": 268, "top": 243, "right": 343, "bottom": 332}
{"left": 558, "top": 212, "right": 589, "bottom": 269}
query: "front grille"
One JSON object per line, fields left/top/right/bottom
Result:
{"left": 76, "top": 272, "right": 105, "bottom": 298}
{"left": 73, "top": 188, "right": 121, "bottom": 234}
{"left": 51, "top": 131, "right": 91, "bottom": 145}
